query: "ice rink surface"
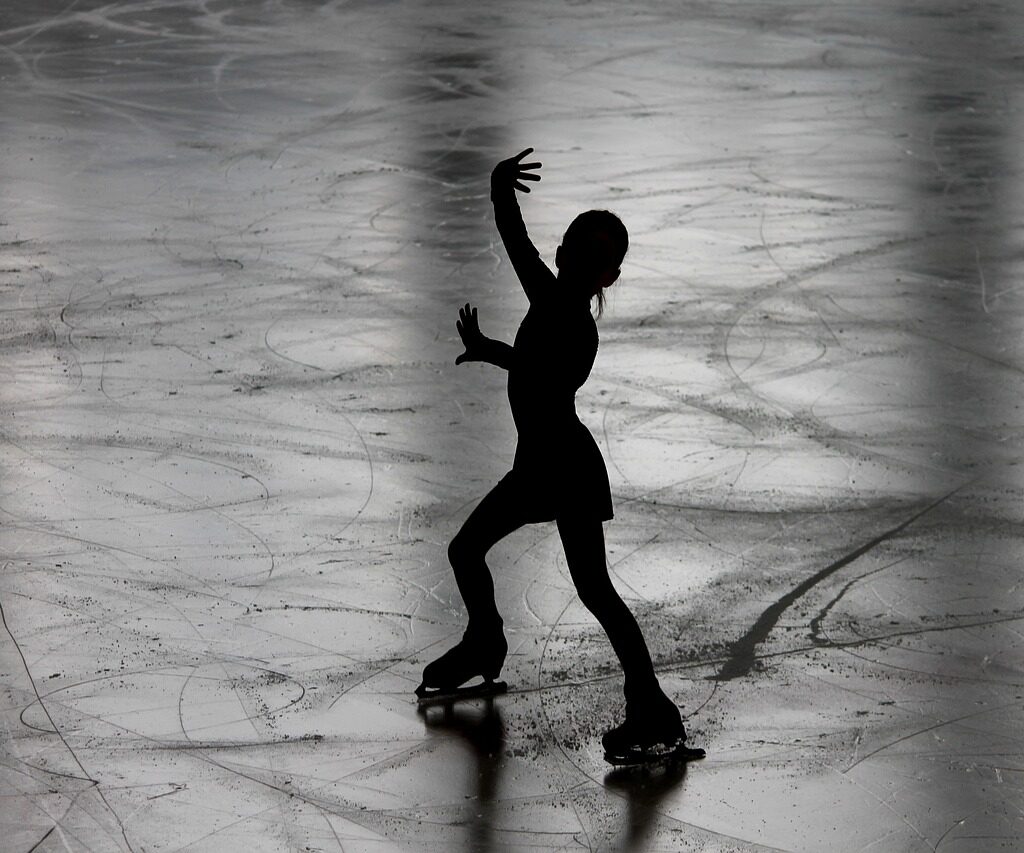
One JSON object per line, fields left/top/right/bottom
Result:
{"left": 2, "top": 0, "right": 1023, "bottom": 850}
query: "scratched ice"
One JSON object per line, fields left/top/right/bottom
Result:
{"left": 1, "top": 1, "right": 1022, "bottom": 851}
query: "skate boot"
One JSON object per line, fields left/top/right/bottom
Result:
{"left": 602, "top": 692, "right": 705, "bottom": 766}
{"left": 415, "top": 627, "right": 508, "bottom": 705}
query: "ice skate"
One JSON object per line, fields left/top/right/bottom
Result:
{"left": 602, "top": 696, "right": 705, "bottom": 766}
{"left": 415, "top": 629, "right": 508, "bottom": 706}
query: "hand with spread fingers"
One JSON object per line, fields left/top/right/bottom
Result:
{"left": 491, "top": 147, "right": 542, "bottom": 194}
{"left": 455, "top": 303, "right": 485, "bottom": 365}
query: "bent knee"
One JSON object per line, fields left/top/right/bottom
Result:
{"left": 575, "top": 578, "right": 624, "bottom": 616}
{"left": 448, "top": 532, "right": 481, "bottom": 567}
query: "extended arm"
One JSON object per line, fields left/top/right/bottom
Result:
{"left": 491, "top": 148, "right": 556, "bottom": 301}
{"left": 455, "top": 303, "right": 514, "bottom": 371}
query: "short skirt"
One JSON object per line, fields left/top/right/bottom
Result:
{"left": 504, "top": 421, "right": 614, "bottom": 522}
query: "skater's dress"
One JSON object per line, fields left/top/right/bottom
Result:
{"left": 490, "top": 184, "right": 614, "bottom": 523}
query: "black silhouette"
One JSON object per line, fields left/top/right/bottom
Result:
{"left": 417, "top": 149, "right": 703, "bottom": 765}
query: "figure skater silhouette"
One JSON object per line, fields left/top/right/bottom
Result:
{"left": 417, "top": 149, "right": 701, "bottom": 764}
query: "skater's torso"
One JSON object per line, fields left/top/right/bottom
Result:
{"left": 507, "top": 290, "right": 598, "bottom": 472}
{"left": 491, "top": 184, "right": 608, "bottom": 497}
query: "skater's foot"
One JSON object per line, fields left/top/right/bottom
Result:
{"left": 604, "top": 738, "right": 705, "bottom": 767}
{"left": 416, "top": 678, "right": 508, "bottom": 707}
{"left": 417, "top": 626, "right": 507, "bottom": 699}
{"left": 602, "top": 691, "right": 694, "bottom": 764}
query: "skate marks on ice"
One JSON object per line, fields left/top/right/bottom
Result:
{"left": 0, "top": 588, "right": 136, "bottom": 853}
{"left": 2, "top": 0, "right": 1024, "bottom": 851}
{"left": 714, "top": 484, "right": 963, "bottom": 682}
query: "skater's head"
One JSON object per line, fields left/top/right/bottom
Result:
{"left": 556, "top": 209, "right": 628, "bottom": 316}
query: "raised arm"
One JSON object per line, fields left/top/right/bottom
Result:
{"left": 490, "top": 148, "right": 556, "bottom": 301}
{"left": 455, "top": 303, "right": 514, "bottom": 371}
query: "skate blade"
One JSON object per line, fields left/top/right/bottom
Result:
{"left": 603, "top": 739, "right": 706, "bottom": 767}
{"left": 415, "top": 680, "right": 507, "bottom": 706}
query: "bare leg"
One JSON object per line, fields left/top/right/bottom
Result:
{"left": 556, "top": 516, "right": 662, "bottom": 704}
